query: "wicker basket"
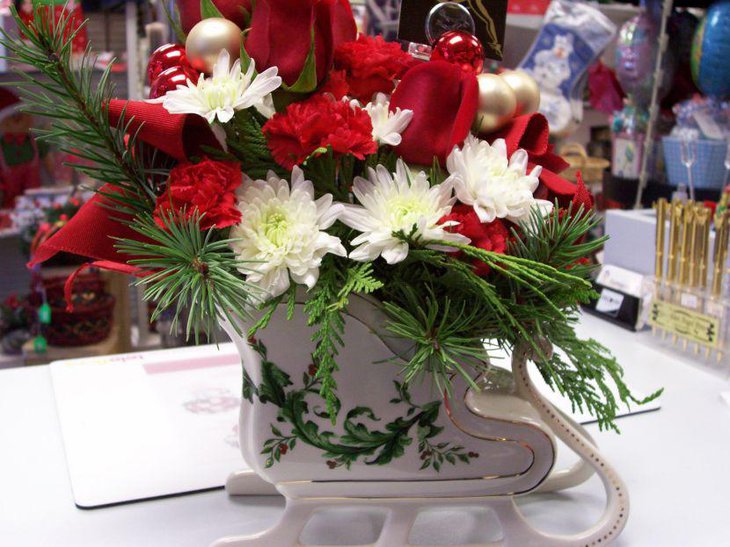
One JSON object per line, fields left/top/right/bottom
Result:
{"left": 31, "top": 274, "right": 116, "bottom": 347}
{"left": 559, "top": 142, "right": 610, "bottom": 184}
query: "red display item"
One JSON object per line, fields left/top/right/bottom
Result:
{"left": 430, "top": 30, "right": 484, "bottom": 75}
{"left": 147, "top": 44, "right": 191, "bottom": 84}
{"left": 18, "top": 1, "right": 88, "bottom": 55}
{"left": 34, "top": 274, "right": 115, "bottom": 347}
{"left": 149, "top": 66, "right": 198, "bottom": 99}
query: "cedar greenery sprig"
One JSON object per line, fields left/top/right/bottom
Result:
{"left": 0, "top": 5, "right": 163, "bottom": 214}
{"left": 115, "top": 210, "right": 258, "bottom": 342}
{"left": 304, "top": 256, "right": 383, "bottom": 421}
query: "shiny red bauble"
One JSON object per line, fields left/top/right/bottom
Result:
{"left": 147, "top": 43, "right": 192, "bottom": 84}
{"left": 431, "top": 30, "right": 485, "bottom": 75}
{"left": 149, "top": 66, "right": 198, "bottom": 99}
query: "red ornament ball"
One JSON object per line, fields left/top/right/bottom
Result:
{"left": 431, "top": 30, "right": 484, "bottom": 74}
{"left": 147, "top": 44, "right": 191, "bottom": 84}
{"left": 149, "top": 66, "right": 197, "bottom": 99}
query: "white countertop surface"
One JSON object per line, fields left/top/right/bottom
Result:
{"left": 1, "top": 313, "right": 729, "bottom": 546}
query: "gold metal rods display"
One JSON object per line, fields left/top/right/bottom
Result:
{"left": 653, "top": 200, "right": 730, "bottom": 359}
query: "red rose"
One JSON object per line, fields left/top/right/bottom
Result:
{"left": 390, "top": 61, "right": 479, "bottom": 166}
{"left": 154, "top": 159, "right": 243, "bottom": 230}
{"left": 333, "top": 35, "right": 418, "bottom": 103}
{"left": 441, "top": 204, "right": 510, "bottom": 276}
{"left": 263, "top": 94, "right": 377, "bottom": 169}
{"left": 176, "top": 0, "right": 252, "bottom": 34}
{"left": 246, "top": 0, "right": 356, "bottom": 90}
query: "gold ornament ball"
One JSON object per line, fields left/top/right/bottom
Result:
{"left": 500, "top": 70, "right": 541, "bottom": 116}
{"left": 475, "top": 73, "right": 517, "bottom": 134}
{"left": 185, "top": 18, "right": 243, "bottom": 74}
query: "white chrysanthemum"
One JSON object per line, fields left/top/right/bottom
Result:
{"left": 445, "top": 135, "right": 552, "bottom": 223}
{"left": 158, "top": 50, "right": 282, "bottom": 124}
{"left": 340, "top": 159, "right": 468, "bottom": 264}
{"left": 363, "top": 93, "right": 413, "bottom": 146}
{"left": 229, "top": 167, "right": 346, "bottom": 298}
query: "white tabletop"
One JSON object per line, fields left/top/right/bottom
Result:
{"left": 1, "top": 313, "right": 729, "bottom": 546}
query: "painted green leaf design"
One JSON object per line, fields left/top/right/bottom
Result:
{"left": 249, "top": 340, "right": 476, "bottom": 471}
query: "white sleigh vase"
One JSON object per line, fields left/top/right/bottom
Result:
{"left": 215, "top": 295, "right": 628, "bottom": 547}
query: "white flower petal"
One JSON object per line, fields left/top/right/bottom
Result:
{"left": 344, "top": 159, "right": 458, "bottom": 264}
{"left": 159, "top": 49, "right": 282, "bottom": 124}
{"left": 229, "top": 170, "right": 343, "bottom": 298}
{"left": 445, "top": 135, "right": 549, "bottom": 224}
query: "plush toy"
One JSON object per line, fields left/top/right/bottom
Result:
{"left": 0, "top": 89, "right": 51, "bottom": 208}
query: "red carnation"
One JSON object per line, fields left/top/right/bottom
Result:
{"left": 333, "top": 35, "right": 417, "bottom": 103}
{"left": 320, "top": 69, "right": 350, "bottom": 100}
{"left": 154, "top": 159, "right": 243, "bottom": 230}
{"left": 441, "top": 204, "right": 510, "bottom": 276}
{"left": 263, "top": 94, "right": 377, "bottom": 170}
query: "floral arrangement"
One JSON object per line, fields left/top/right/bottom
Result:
{"left": 1, "top": 1, "right": 658, "bottom": 428}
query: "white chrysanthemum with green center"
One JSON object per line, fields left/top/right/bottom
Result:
{"left": 340, "top": 159, "right": 468, "bottom": 264}
{"left": 229, "top": 168, "right": 345, "bottom": 298}
{"left": 158, "top": 49, "right": 282, "bottom": 124}
{"left": 446, "top": 134, "right": 552, "bottom": 223}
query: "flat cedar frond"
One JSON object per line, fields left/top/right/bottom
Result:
{"left": 0, "top": 6, "right": 159, "bottom": 213}
{"left": 224, "top": 109, "right": 287, "bottom": 181}
{"left": 304, "top": 255, "right": 384, "bottom": 422}
{"left": 115, "top": 211, "right": 258, "bottom": 343}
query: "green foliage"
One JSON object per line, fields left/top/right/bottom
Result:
{"left": 382, "top": 288, "right": 490, "bottom": 396}
{"left": 223, "top": 109, "right": 287, "bottom": 180}
{"left": 200, "top": 0, "right": 224, "bottom": 19}
{"left": 304, "top": 256, "right": 383, "bottom": 421}
{"left": 536, "top": 314, "right": 663, "bottom": 432}
{"left": 0, "top": 6, "right": 164, "bottom": 214}
{"left": 115, "top": 210, "right": 258, "bottom": 342}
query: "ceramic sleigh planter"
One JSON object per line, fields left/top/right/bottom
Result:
{"left": 213, "top": 295, "right": 628, "bottom": 547}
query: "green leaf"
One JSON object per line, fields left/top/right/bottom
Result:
{"left": 200, "top": 0, "right": 224, "bottom": 19}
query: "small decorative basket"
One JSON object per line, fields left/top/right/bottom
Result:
{"left": 559, "top": 142, "right": 610, "bottom": 185}
{"left": 662, "top": 137, "right": 728, "bottom": 190}
{"left": 33, "top": 274, "right": 116, "bottom": 347}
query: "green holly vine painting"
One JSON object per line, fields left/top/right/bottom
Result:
{"left": 243, "top": 339, "right": 479, "bottom": 471}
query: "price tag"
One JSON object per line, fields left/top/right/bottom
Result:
{"left": 596, "top": 265, "right": 645, "bottom": 298}
{"left": 649, "top": 300, "right": 720, "bottom": 347}
{"left": 595, "top": 288, "right": 624, "bottom": 315}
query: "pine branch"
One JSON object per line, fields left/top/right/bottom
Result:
{"left": 115, "top": 211, "right": 259, "bottom": 342}
{"left": 0, "top": 6, "right": 160, "bottom": 212}
{"left": 383, "top": 288, "right": 489, "bottom": 396}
